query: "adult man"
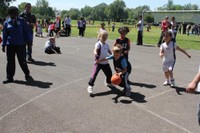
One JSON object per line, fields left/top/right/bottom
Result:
{"left": 157, "top": 16, "right": 170, "bottom": 47}
{"left": 64, "top": 15, "right": 71, "bottom": 36}
{"left": 136, "top": 15, "right": 143, "bottom": 45}
{"left": 19, "top": 3, "right": 36, "bottom": 62}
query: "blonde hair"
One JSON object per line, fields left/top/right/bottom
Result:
{"left": 98, "top": 30, "right": 108, "bottom": 39}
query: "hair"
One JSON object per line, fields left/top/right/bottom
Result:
{"left": 113, "top": 46, "right": 122, "bottom": 53}
{"left": 118, "top": 26, "right": 130, "bottom": 34}
{"left": 164, "top": 31, "right": 172, "bottom": 38}
{"left": 171, "top": 16, "right": 175, "bottom": 20}
{"left": 100, "top": 22, "right": 105, "bottom": 27}
{"left": 98, "top": 30, "right": 108, "bottom": 39}
{"left": 8, "top": 6, "right": 19, "bottom": 16}
{"left": 25, "top": 3, "right": 31, "bottom": 8}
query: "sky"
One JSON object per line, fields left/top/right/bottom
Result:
{"left": 11, "top": 0, "right": 200, "bottom": 11}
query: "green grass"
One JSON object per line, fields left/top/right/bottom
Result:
{"left": 68, "top": 23, "right": 200, "bottom": 50}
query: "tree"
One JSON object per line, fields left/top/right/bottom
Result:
{"left": 0, "top": 0, "right": 16, "bottom": 18}
{"left": 81, "top": 6, "right": 94, "bottom": 19}
{"left": 68, "top": 8, "right": 80, "bottom": 20}
{"left": 92, "top": 3, "right": 107, "bottom": 20}
{"left": 35, "top": 0, "right": 55, "bottom": 18}
{"left": 105, "top": 0, "right": 127, "bottom": 22}
{"left": 18, "top": 2, "right": 27, "bottom": 13}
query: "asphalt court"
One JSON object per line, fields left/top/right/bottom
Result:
{"left": 0, "top": 36, "right": 199, "bottom": 133}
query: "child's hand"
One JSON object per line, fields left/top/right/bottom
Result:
{"left": 159, "top": 52, "right": 164, "bottom": 58}
{"left": 124, "top": 50, "right": 128, "bottom": 54}
{"left": 118, "top": 72, "right": 123, "bottom": 76}
{"left": 186, "top": 81, "right": 197, "bottom": 93}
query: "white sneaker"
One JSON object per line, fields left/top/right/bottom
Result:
{"left": 87, "top": 86, "right": 93, "bottom": 94}
{"left": 163, "top": 80, "right": 170, "bottom": 86}
{"left": 170, "top": 79, "right": 175, "bottom": 87}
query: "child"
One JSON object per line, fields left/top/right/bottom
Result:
{"left": 48, "top": 22, "right": 55, "bottom": 37}
{"left": 36, "top": 20, "right": 43, "bottom": 37}
{"left": 96, "top": 46, "right": 132, "bottom": 97}
{"left": 97, "top": 22, "right": 106, "bottom": 40}
{"left": 114, "top": 27, "right": 131, "bottom": 60}
{"left": 2, "top": 6, "right": 32, "bottom": 84}
{"left": 87, "top": 30, "right": 114, "bottom": 94}
{"left": 77, "top": 17, "right": 84, "bottom": 37}
{"left": 112, "top": 23, "right": 115, "bottom": 32}
{"left": 44, "top": 37, "right": 61, "bottom": 54}
{"left": 159, "top": 31, "right": 191, "bottom": 87}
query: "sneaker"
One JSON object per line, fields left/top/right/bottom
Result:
{"left": 3, "top": 78, "right": 14, "bottom": 84}
{"left": 87, "top": 86, "right": 93, "bottom": 94}
{"left": 163, "top": 80, "right": 170, "bottom": 86}
{"left": 125, "top": 88, "right": 131, "bottom": 97}
{"left": 27, "top": 57, "right": 35, "bottom": 62}
{"left": 170, "top": 79, "right": 175, "bottom": 87}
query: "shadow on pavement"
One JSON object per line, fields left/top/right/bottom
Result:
{"left": 27, "top": 60, "right": 56, "bottom": 67}
{"left": 129, "top": 81, "right": 156, "bottom": 89}
{"left": 14, "top": 79, "right": 53, "bottom": 89}
{"left": 174, "top": 86, "right": 200, "bottom": 95}
{"left": 91, "top": 87, "right": 147, "bottom": 104}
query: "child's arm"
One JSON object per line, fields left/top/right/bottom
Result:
{"left": 118, "top": 58, "right": 128, "bottom": 75}
{"left": 186, "top": 72, "right": 200, "bottom": 93}
{"left": 96, "top": 55, "right": 113, "bottom": 64}
{"left": 176, "top": 46, "right": 191, "bottom": 58}
{"left": 159, "top": 49, "right": 164, "bottom": 58}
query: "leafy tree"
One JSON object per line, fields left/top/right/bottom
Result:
{"left": 0, "top": 0, "right": 16, "bottom": 18}
{"left": 35, "top": 0, "right": 55, "bottom": 18}
{"left": 92, "top": 3, "right": 107, "bottom": 20}
{"left": 105, "top": 0, "right": 127, "bottom": 22}
{"left": 68, "top": 8, "right": 80, "bottom": 20}
{"left": 81, "top": 5, "right": 94, "bottom": 19}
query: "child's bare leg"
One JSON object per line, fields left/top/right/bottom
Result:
{"left": 164, "top": 71, "right": 170, "bottom": 80}
{"left": 168, "top": 70, "right": 174, "bottom": 80}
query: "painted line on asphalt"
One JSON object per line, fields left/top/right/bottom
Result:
{"left": 133, "top": 102, "right": 192, "bottom": 133}
{"left": 0, "top": 76, "right": 89, "bottom": 121}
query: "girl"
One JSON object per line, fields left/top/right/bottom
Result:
{"left": 114, "top": 27, "right": 131, "bottom": 60}
{"left": 97, "top": 22, "right": 106, "bottom": 40}
{"left": 36, "top": 20, "right": 43, "bottom": 37}
{"left": 96, "top": 46, "right": 132, "bottom": 97}
{"left": 87, "top": 30, "right": 114, "bottom": 94}
{"left": 159, "top": 31, "right": 191, "bottom": 87}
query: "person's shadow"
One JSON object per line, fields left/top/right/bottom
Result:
{"left": 173, "top": 86, "right": 200, "bottom": 95}
{"left": 14, "top": 77, "right": 53, "bottom": 89}
{"left": 129, "top": 81, "right": 156, "bottom": 89}
{"left": 27, "top": 60, "right": 56, "bottom": 67}
{"left": 91, "top": 87, "right": 147, "bottom": 104}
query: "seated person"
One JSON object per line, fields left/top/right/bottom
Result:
{"left": 44, "top": 37, "right": 61, "bottom": 54}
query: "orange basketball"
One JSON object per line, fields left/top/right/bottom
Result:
{"left": 111, "top": 73, "right": 122, "bottom": 85}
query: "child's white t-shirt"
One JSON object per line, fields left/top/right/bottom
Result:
{"left": 95, "top": 41, "right": 110, "bottom": 65}
{"left": 160, "top": 41, "right": 177, "bottom": 63}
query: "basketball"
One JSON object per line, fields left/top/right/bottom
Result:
{"left": 111, "top": 73, "right": 122, "bottom": 85}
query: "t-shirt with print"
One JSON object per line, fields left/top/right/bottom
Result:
{"left": 95, "top": 41, "right": 110, "bottom": 65}
{"left": 160, "top": 41, "right": 177, "bottom": 63}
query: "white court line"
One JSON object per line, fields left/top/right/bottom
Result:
{"left": 133, "top": 103, "right": 193, "bottom": 133}
{"left": 0, "top": 76, "right": 89, "bottom": 121}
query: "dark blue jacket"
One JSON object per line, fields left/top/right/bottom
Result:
{"left": 2, "top": 17, "right": 30, "bottom": 46}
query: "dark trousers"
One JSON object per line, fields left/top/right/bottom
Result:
{"left": 198, "top": 102, "right": 200, "bottom": 125}
{"left": 119, "top": 72, "right": 131, "bottom": 90}
{"left": 65, "top": 24, "right": 71, "bottom": 36}
{"left": 88, "top": 64, "right": 112, "bottom": 86}
{"left": 137, "top": 31, "right": 143, "bottom": 45}
{"left": 6, "top": 45, "right": 30, "bottom": 80}
{"left": 79, "top": 27, "right": 84, "bottom": 36}
{"left": 157, "top": 31, "right": 165, "bottom": 47}
{"left": 45, "top": 47, "right": 61, "bottom": 54}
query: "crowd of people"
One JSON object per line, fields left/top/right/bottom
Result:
{"left": 0, "top": 3, "right": 199, "bottom": 125}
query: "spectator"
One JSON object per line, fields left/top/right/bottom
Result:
{"left": 64, "top": 15, "right": 71, "bottom": 37}
{"left": 136, "top": 15, "right": 143, "bottom": 45}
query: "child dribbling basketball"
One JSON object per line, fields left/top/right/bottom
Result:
{"left": 159, "top": 31, "right": 191, "bottom": 87}
{"left": 96, "top": 46, "right": 132, "bottom": 97}
{"left": 87, "top": 30, "right": 114, "bottom": 94}
{"left": 114, "top": 27, "right": 131, "bottom": 60}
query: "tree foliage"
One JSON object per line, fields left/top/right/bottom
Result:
{"left": 0, "top": 0, "right": 16, "bottom": 18}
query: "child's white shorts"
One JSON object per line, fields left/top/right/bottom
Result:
{"left": 162, "top": 60, "right": 175, "bottom": 72}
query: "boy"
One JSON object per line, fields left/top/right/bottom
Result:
{"left": 44, "top": 37, "right": 61, "bottom": 54}
{"left": 114, "top": 27, "right": 131, "bottom": 60}
{"left": 96, "top": 46, "right": 132, "bottom": 97}
{"left": 2, "top": 6, "right": 32, "bottom": 84}
{"left": 87, "top": 30, "right": 114, "bottom": 94}
{"left": 159, "top": 31, "right": 191, "bottom": 87}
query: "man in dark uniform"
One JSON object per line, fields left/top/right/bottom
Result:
{"left": 2, "top": 6, "right": 32, "bottom": 84}
{"left": 19, "top": 3, "right": 36, "bottom": 62}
